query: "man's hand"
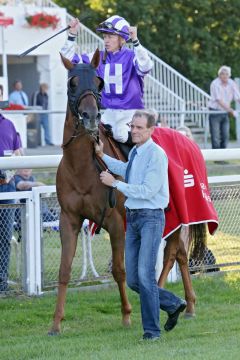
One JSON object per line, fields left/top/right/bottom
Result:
{"left": 94, "top": 140, "right": 104, "bottom": 158}
{"left": 233, "top": 110, "right": 238, "bottom": 118}
{"left": 100, "top": 171, "right": 115, "bottom": 187}
{"left": 69, "top": 18, "right": 80, "bottom": 35}
{"left": 129, "top": 26, "right": 138, "bottom": 41}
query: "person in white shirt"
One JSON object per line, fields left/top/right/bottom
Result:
{"left": 208, "top": 65, "right": 240, "bottom": 149}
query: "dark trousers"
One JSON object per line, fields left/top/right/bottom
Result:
{"left": 209, "top": 112, "right": 229, "bottom": 149}
{"left": 0, "top": 181, "right": 16, "bottom": 291}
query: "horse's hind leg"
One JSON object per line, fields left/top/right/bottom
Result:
{"left": 49, "top": 212, "right": 82, "bottom": 335}
{"left": 158, "top": 228, "right": 196, "bottom": 317}
{"left": 108, "top": 217, "right": 132, "bottom": 327}
{"left": 158, "top": 230, "right": 180, "bottom": 288}
{"left": 176, "top": 241, "right": 196, "bottom": 318}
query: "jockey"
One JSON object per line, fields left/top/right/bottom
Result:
{"left": 60, "top": 15, "right": 153, "bottom": 143}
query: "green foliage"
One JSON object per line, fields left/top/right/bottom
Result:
{"left": 230, "top": 116, "right": 236, "bottom": 140}
{"left": 56, "top": 0, "right": 240, "bottom": 91}
{"left": 1, "top": 273, "right": 240, "bottom": 359}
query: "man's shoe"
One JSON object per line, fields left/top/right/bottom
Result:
{"left": 164, "top": 300, "right": 187, "bottom": 332}
{"left": 140, "top": 333, "right": 160, "bottom": 342}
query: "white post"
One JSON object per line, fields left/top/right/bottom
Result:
{"left": 1, "top": 26, "right": 8, "bottom": 96}
{"left": 32, "top": 187, "right": 43, "bottom": 295}
{"left": 87, "top": 226, "right": 99, "bottom": 278}
{"left": 79, "top": 227, "right": 87, "bottom": 280}
{"left": 24, "top": 194, "right": 36, "bottom": 295}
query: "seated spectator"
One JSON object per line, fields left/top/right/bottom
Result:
{"left": 176, "top": 125, "right": 194, "bottom": 140}
{"left": 14, "top": 169, "right": 57, "bottom": 234}
{"left": 14, "top": 169, "right": 45, "bottom": 191}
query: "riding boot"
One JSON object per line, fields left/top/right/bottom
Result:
{"left": 125, "top": 132, "right": 134, "bottom": 146}
{"left": 102, "top": 124, "right": 113, "bottom": 137}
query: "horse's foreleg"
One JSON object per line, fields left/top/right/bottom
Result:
{"left": 108, "top": 220, "right": 132, "bottom": 327}
{"left": 48, "top": 213, "right": 81, "bottom": 335}
{"left": 112, "top": 254, "right": 132, "bottom": 327}
{"left": 158, "top": 230, "right": 180, "bottom": 288}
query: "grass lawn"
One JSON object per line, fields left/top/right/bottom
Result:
{"left": 0, "top": 272, "right": 240, "bottom": 360}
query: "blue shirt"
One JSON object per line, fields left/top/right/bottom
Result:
{"left": 102, "top": 138, "right": 169, "bottom": 209}
{"left": 9, "top": 90, "right": 29, "bottom": 106}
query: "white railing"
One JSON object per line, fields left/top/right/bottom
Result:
{"left": 1, "top": 149, "right": 240, "bottom": 170}
{"left": 3, "top": 1, "right": 59, "bottom": 6}
{"left": 1, "top": 150, "right": 239, "bottom": 295}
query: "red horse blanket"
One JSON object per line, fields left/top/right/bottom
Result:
{"left": 151, "top": 127, "right": 218, "bottom": 239}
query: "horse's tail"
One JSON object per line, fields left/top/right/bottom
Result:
{"left": 189, "top": 223, "right": 207, "bottom": 260}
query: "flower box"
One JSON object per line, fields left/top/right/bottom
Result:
{"left": 25, "top": 12, "right": 60, "bottom": 29}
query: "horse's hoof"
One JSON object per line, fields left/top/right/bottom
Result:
{"left": 184, "top": 312, "right": 196, "bottom": 319}
{"left": 122, "top": 317, "right": 131, "bottom": 327}
{"left": 48, "top": 329, "right": 60, "bottom": 336}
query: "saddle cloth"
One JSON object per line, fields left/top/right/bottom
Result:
{"left": 151, "top": 127, "right": 218, "bottom": 239}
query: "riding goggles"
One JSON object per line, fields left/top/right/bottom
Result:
{"left": 97, "top": 22, "right": 130, "bottom": 37}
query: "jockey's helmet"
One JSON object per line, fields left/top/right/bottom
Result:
{"left": 96, "top": 15, "right": 130, "bottom": 41}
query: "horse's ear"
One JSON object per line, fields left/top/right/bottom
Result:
{"left": 60, "top": 53, "right": 74, "bottom": 70}
{"left": 91, "top": 48, "right": 100, "bottom": 69}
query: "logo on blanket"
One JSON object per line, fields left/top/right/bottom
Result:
{"left": 184, "top": 169, "right": 194, "bottom": 188}
{"left": 200, "top": 183, "right": 212, "bottom": 202}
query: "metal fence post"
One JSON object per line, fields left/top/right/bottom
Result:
{"left": 234, "top": 78, "right": 240, "bottom": 142}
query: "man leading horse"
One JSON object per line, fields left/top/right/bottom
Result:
{"left": 95, "top": 110, "right": 187, "bottom": 341}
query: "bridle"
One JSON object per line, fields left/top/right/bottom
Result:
{"left": 62, "top": 63, "right": 104, "bottom": 148}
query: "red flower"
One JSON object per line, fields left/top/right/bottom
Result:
{"left": 25, "top": 12, "right": 60, "bottom": 29}
{"left": 5, "top": 103, "right": 25, "bottom": 110}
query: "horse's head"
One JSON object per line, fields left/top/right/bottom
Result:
{"left": 61, "top": 49, "right": 104, "bottom": 134}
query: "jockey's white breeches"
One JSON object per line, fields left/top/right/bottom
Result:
{"left": 101, "top": 109, "right": 137, "bottom": 143}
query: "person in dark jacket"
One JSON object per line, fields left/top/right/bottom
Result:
{"left": 32, "top": 83, "right": 53, "bottom": 146}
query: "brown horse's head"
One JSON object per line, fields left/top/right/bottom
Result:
{"left": 61, "top": 49, "right": 104, "bottom": 134}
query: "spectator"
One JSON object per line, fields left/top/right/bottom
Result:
{"left": 94, "top": 110, "right": 186, "bottom": 341}
{"left": 176, "top": 125, "right": 194, "bottom": 140}
{"left": 9, "top": 80, "right": 29, "bottom": 106}
{"left": 0, "top": 85, "right": 22, "bottom": 292}
{"left": 32, "top": 83, "right": 53, "bottom": 146}
{"left": 14, "top": 169, "right": 45, "bottom": 191}
{"left": 61, "top": 15, "right": 153, "bottom": 144}
{"left": 208, "top": 65, "right": 240, "bottom": 149}
{"left": 14, "top": 169, "right": 57, "bottom": 223}
{"left": 16, "top": 132, "right": 24, "bottom": 156}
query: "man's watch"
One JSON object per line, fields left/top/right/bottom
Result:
{"left": 111, "top": 180, "right": 119, "bottom": 188}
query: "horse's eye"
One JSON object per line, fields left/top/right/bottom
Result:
{"left": 69, "top": 77, "right": 78, "bottom": 90}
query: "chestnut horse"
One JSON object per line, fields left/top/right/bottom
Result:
{"left": 49, "top": 49, "right": 204, "bottom": 334}
{"left": 49, "top": 50, "right": 132, "bottom": 335}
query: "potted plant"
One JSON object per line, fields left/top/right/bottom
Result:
{"left": 25, "top": 12, "right": 60, "bottom": 29}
